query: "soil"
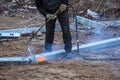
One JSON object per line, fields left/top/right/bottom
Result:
{"left": 0, "top": 1, "right": 120, "bottom": 80}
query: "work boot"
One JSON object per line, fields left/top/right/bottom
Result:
{"left": 60, "top": 51, "right": 73, "bottom": 59}
{"left": 60, "top": 51, "right": 81, "bottom": 59}
{"left": 42, "top": 49, "right": 52, "bottom": 54}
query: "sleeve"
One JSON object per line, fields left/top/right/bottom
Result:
{"left": 35, "top": 0, "right": 47, "bottom": 16}
{"left": 61, "top": 0, "right": 69, "bottom": 5}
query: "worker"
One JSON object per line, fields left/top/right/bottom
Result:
{"left": 35, "top": 0, "right": 72, "bottom": 55}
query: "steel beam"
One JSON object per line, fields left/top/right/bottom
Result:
{"left": 73, "top": 37, "right": 120, "bottom": 51}
{"left": 99, "top": 20, "right": 120, "bottom": 27}
{"left": 76, "top": 16, "right": 120, "bottom": 28}
{"left": 76, "top": 16, "right": 105, "bottom": 28}
{"left": 0, "top": 25, "right": 61, "bottom": 35}
{"left": 0, "top": 24, "right": 76, "bottom": 35}
{"left": 0, "top": 27, "right": 43, "bottom": 34}
{"left": 0, "top": 16, "right": 120, "bottom": 35}
{"left": 0, "top": 37, "right": 120, "bottom": 66}
{"left": 0, "top": 57, "right": 31, "bottom": 66}
{"left": 0, "top": 33, "right": 20, "bottom": 40}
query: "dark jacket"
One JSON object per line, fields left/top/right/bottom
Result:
{"left": 35, "top": 0, "right": 68, "bottom": 16}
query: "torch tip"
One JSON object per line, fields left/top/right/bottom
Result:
{"left": 37, "top": 57, "right": 45, "bottom": 63}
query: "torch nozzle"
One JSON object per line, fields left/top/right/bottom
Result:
{"left": 37, "top": 57, "right": 46, "bottom": 63}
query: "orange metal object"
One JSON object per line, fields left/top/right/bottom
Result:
{"left": 37, "top": 57, "right": 45, "bottom": 63}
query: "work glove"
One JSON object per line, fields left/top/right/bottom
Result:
{"left": 46, "top": 14, "right": 57, "bottom": 20}
{"left": 59, "top": 4, "right": 67, "bottom": 12}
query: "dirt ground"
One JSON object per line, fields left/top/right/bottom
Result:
{"left": 0, "top": 60, "right": 120, "bottom": 80}
{"left": 0, "top": 13, "right": 120, "bottom": 80}
{"left": 0, "top": 1, "right": 120, "bottom": 79}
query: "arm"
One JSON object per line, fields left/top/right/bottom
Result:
{"left": 35, "top": 0, "right": 47, "bottom": 16}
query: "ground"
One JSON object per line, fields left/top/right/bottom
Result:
{"left": 0, "top": 1, "right": 120, "bottom": 80}
{"left": 0, "top": 60, "right": 120, "bottom": 80}
{"left": 0, "top": 14, "right": 120, "bottom": 80}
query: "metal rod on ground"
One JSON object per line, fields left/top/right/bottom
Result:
{"left": 75, "top": 15, "right": 79, "bottom": 51}
{"left": 69, "top": 3, "right": 80, "bottom": 51}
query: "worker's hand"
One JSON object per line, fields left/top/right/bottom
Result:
{"left": 59, "top": 4, "right": 67, "bottom": 12}
{"left": 46, "top": 14, "right": 57, "bottom": 20}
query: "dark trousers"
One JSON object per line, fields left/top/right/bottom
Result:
{"left": 45, "top": 10, "right": 72, "bottom": 53}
